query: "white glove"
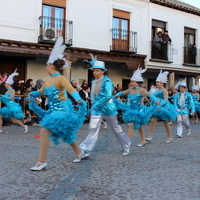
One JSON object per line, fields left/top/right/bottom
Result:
{"left": 149, "top": 86, "right": 157, "bottom": 94}
{"left": 176, "top": 109, "right": 180, "bottom": 112}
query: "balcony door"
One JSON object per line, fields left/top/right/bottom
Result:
{"left": 112, "top": 10, "right": 130, "bottom": 51}
{"left": 112, "top": 17, "right": 129, "bottom": 51}
{"left": 42, "top": 5, "right": 65, "bottom": 39}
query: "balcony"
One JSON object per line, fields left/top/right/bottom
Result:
{"left": 110, "top": 28, "right": 137, "bottom": 53}
{"left": 38, "top": 16, "right": 73, "bottom": 46}
{"left": 150, "top": 41, "right": 173, "bottom": 63}
{"left": 183, "top": 46, "right": 200, "bottom": 67}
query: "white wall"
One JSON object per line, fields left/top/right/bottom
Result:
{"left": 27, "top": 57, "right": 49, "bottom": 83}
{"left": 0, "top": 0, "right": 41, "bottom": 43}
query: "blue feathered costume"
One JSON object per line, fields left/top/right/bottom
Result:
{"left": 28, "top": 73, "right": 87, "bottom": 145}
{"left": 151, "top": 89, "right": 178, "bottom": 121}
{"left": 115, "top": 87, "right": 158, "bottom": 130}
{"left": 0, "top": 90, "right": 24, "bottom": 119}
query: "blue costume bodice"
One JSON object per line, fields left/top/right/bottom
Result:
{"left": 128, "top": 93, "right": 143, "bottom": 111}
{"left": 154, "top": 90, "right": 164, "bottom": 101}
{"left": 44, "top": 85, "right": 68, "bottom": 112}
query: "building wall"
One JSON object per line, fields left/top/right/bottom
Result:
{"left": 0, "top": 0, "right": 41, "bottom": 43}
{"left": 147, "top": 3, "right": 200, "bottom": 73}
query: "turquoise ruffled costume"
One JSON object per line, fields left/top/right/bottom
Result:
{"left": 191, "top": 94, "right": 200, "bottom": 113}
{"left": 115, "top": 89, "right": 157, "bottom": 130}
{"left": 28, "top": 73, "right": 87, "bottom": 145}
{"left": 152, "top": 90, "right": 177, "bottom": 121}
{"left": 0, "top": 93, "right": 24, "bottom": 119}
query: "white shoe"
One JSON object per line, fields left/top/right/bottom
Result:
{"left": 122, "top": 148, "right": 130, "bottom": 156}
{"left": 31, "top": 162, "right": 47, "bottom": 171}
{"left": 0, "top": 130, "right": 2, "bottom": 133}
{"left": 102, "top": 121, "right": 107, "bottom": 129}
{"left": 187, "top": 130, "right": 191, "bottom": 136}
{"left": 137, "top": 141, "right": 146, "bottom": 147}
{"left": 145, "top": 137, "right": 153, "bottom": 141}
{"left": 73, "top": 150, "right": 86, "bottom": 163}
{"left": 165, "top": 138, "right": 172, "bottom": 143}
{"left": 24, "top": 125, "right": 28, "bottom": 134}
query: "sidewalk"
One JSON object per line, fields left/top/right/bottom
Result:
{"left": 0, "top": 121, "right": 200, "bottom": 200}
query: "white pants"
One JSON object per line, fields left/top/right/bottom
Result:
{"left": 80, "top": 115, "right": 131, "bottom": 154}
{"left": 177, "top": 115, "right": 191, "bottom": 137}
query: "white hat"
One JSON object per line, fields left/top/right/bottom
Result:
{"left": 192, "top": 85, "right": 199, "bottom": 91}
{"left": 130, "top": 67, "right": 147, "bottom": 82}
{"left": 87, "top": 53, "right": 107, "bottom": 71}
{"left": 156, "top": 70, "right": 169, "bottom": 83}
{"left": 179, "top": 81, "right": 187, "bottom": 88}
{"left": 6, "top": 69, "right": 19, "bottom": 85}
{"left": 47, "top": 36, "right": 68, "bottom": 67}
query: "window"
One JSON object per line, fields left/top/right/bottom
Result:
{"left": 42, "top": 5, "right": 64, "bottom": 31}
{"left": 184, "top": 27, "right": 196, "bottom": 64}
{"left": 112, "top": 10, "right": 130, "bottom": 51}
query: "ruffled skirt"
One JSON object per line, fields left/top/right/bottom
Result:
{"left": 152, "top": 100, "right": 178, "bottom": 121}
{"left": 28, "top": 98, "right": 87, "bottom": 145}
{"left": 0, "top": 101, "right": 24, "bottom": 119}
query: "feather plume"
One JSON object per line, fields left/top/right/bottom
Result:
{"left": 6, "top": 68, "right": 19, "bottom": 85}
{"left": 47, "top": 37, "right": 67, "bottom": 67}
{"left": 149, "top": 86, "right": 157, "bottom": 94}
{"left": 130, "top": 66, "right": 147, "bottom": 82}
{"left": 156, "top": 70, "right": 169, "bottom": 83}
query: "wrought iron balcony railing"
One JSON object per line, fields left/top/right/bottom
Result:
{"left": 38, "top": 16, "right": 73, "bottom": 46}
{"left": 110, "top": 28, "right": 137, "bottom": 53}
{"left": 150, "top": 41, "right": 173, "bottom": 62}
{"left": 183, "top": 46, "right": 200, "bottom": 66}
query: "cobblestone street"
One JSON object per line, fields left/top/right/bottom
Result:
{"left": 0, "top": 121, "right": 200, "bottom": 200}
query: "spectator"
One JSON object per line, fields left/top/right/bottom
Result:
{"left": 161, "top": 30, "right": 172, "bottom": 60}
{"left": 189, "top": 44, "right": 197, "bottom": 64}
{"left": 152, "top": 31, "right": 163, "bottom": 59}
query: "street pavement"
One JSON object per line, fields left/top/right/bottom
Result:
{"left": 0, "top": 121, "right": 200, "bottom": 200}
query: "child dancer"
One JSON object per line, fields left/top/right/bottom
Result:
{"left": 28, "top": 37, "right": 87, "bottom": 171}
{"left": 0, "top": 69, "right": 28, "bottom": 133}
{"left": 174, "top": 81, "right": 195, "bottom": 137}
{"left": 115, "top": 68, "right": 159, "bottom": 146}
{"left": 146, "top": 70, "right": 177, "bottom": 143}
{"left": 191, "top": 85, "right": 200, "bottom": 123}
{"left": 80, "top": 55, "right": 131, "bottom": 156}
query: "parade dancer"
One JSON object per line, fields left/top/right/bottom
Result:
{"left": 174, "top": 81, "right": 195, "bottom": 138}
{"left": 28, "top": 37, "right": 87, "bottom": 171}
{"left": 0, "top": 69, "right": 28, "bottom": 134}
{"left": 80, "top": 55, "right": 131, "bottom": 156}
{"left": 191, "top": 85, "right": 200, "bottom": 123}
{"left": 115, "top": 68, "right": 159, "bottom": 147}
{"left": 146, "top": 70, "right": 177, "bottom": 143}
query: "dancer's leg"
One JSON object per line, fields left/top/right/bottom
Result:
{"left": 128, "top": 122, "right": 134, "bottom": 139}
{"left": 164, "top": 121, "right": 172, "bottom": 140}
{"left": 0, "top": 115, "right": 3, "bottom": 131}
{"left": 11, "top": 118, "right": 25, "bottom": 129}
{"left": 147, "top": 117, "right": 158, "bottom": 138}
{"left": 79, "top": 115, "right": 102, "bottom": 154}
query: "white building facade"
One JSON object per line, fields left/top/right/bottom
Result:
{"left": 0, "top": 0, "right": 199, "bottom": 89}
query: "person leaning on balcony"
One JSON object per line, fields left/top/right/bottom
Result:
{"left": 152, "top": 31, "right": 163, "bottom": 59}
{"left": 27, "top": 37, "right": 87, "bottom": 171}
{"left": 189, "top": 44, "right": 197, "bottom": 64}
{"left": 161, "top": 30, "right": 172, "bottom": 60}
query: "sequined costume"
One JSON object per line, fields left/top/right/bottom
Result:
{"left": 191, "top": 93, "right": 200, "bottom": 113}
{"left": 174, "top": 91, "right": 195, "bottom": 137}
{"left": 115, "top": 87, "right": 157, "bottom": 130}
{"left": 0, "top": 89, "right": 24, "bottom": 119}
{"left": 29, "top": 73, "right": 87, "bottom": 145}
{"left": 80, "top": 75, "right": 131, "bottom": 155}
{"left": 151, "top": 88, "right": 178, "bottom": 121}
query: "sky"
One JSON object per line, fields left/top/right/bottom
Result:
{"left": 178, "top": 0, "right": 200, "bottom": 9}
